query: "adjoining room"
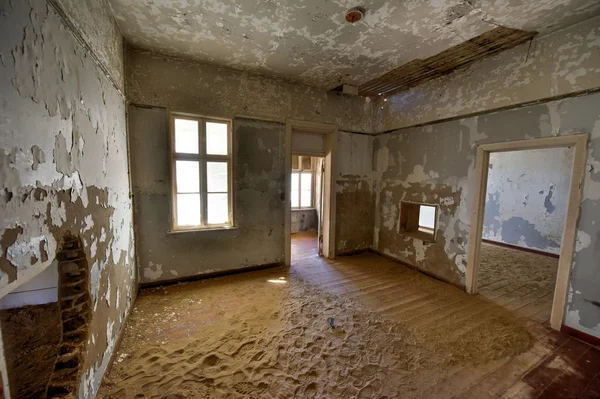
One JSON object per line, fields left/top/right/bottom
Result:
{"left": 477, "top": 147, "right": 574, "bottom": 324}
{"left": 1, "top": 1, "right": 600, "bottom": 398}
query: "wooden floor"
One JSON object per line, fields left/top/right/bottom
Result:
{"left": 477, "top": 243, "right": 559, "bottom": 324}
{"left": 291, "top": 231, "right": 600, "bottom": 398}
{"left": 99, "top": 231, "right": 600, "bottom": 398}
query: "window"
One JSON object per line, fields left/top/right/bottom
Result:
{"left": 291, "top": 156, "right": 313, "bottom": 209}
{"left": 400, "top": 201, "right": 438, "bottom": 241}
{"left": 170, "top": 114, "right": 232, "bottom": 230}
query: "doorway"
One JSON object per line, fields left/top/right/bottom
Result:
{"left": 285, "top": 120, "right": 337, "bottom": 266}
{"left": 466, "top": 134, "right": 588, "bottom": 331}
{"left": 290, "top": 155, "right": 324, "bottom": 260}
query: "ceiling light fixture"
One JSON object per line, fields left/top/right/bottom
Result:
{"left": 345, "top": 7, "right": 365, "bottom": 23}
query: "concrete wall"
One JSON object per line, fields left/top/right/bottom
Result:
{"left": 291, "top": 210, "right": 317, "bottom": 234}
{"left": 129, "top": 107, "right": 286, "bottom": 283}
{"left": 126, "top": 48, "right": 376, "bottom": 134}
{"left": 0, "top": 0, "right": 136, "bottom": 397}
{"left": 127, "top": 50, "right": 376, "bottom": 276}
{"left": 373, "top": 90, "right": 600, "bottom": 338}
{"left": 483, "top": 148, "right": 574, "bottom": 255}
{"left": 336, "top": 132, "right": 375, "bottom": 254}
{"left": 375, "top": 15, "right": 600, "bottom": 132}
{"left": 51, "top": 0, "right": 125, "bottom": 91}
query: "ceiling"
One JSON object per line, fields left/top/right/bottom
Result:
{"left": 108, "top": 0, "right": 600, "bottom": 90}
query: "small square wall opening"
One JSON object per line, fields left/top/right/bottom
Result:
{"left": 400, "top": 201, "right": 438, "bottom": 241}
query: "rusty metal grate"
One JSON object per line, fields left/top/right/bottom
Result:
{"left": 358, "top": 26, "right": 537, "bottom": 97}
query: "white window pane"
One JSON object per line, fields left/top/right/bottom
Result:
{"left": 174, "top": 119, "right": 199, "bottom": 154}
{"left": 177, "top": 194, "right": 200, "bottom": 226}
{"left": 206, "top": 122, "right": 228, "bottom": 155}
{"left": 301, "top": 190, "right": 311, "bottom": 207}
{"left": 207, "top": 193, "right": 228, "bottom": 224}
{"left": 207, "top": 162, "right": 228, "bottom": 192}
{"left": 291, "top": 173, "right": 299, "bottom": 191}
{"left": 419, "top": 205, "right": 436, "bottom": 229}
{"left": 301, "top": 173, "right": 312, "bottom": 189}
{"left": 176, "top": 160, "right": 199, "bottom": 193}
{"left": 301, "top": 173, "right": 312, "bottom": 207}
{"left": 291, "top": 190, "right": 299, "bottom": 208}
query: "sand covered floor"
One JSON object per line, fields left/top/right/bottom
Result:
{"left": 478, "top": 242, "right": 559, "bottom": 323}
{"left": 97, "top": 237, "right": 542, "bottom": 398}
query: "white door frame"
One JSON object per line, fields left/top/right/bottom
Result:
{"left": 285, "top": 119, "right": 338, "bottom": 265}
{"left": 466, "top": 134, "right": 589, "bottom": 331}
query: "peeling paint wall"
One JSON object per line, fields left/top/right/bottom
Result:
{"left": 51, "top": 0, "right": 125, "bottom": 91}
{"left": 291, "top": 210, "right": 317, "bottom": 234}
{"left": 336, "top": 132, "right": 375, "bottom": 254}
{"left": 373, "top": 91, "right": 600, "bottom": 338}
{"left": 483, "top": 148, "right": 573, "bottom": 254}
{"left": 129, "top": 107, "right": 286, "bottom": 283}
{"left": 127, "top": 49, "right": 376, "bottom": 275}
{"left": 376, "top": 15, "right": 600, "bottom": 132}
{"left": 0, "top": 0, "right": 136, "bottom": 397}
{"left": 126, "top": 48, "right": 376, "bottom": 134}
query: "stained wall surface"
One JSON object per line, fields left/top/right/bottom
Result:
{"left": 129, "top": 107, "right": 287, "bottom": 283}
{"left": 51, "top": 0, "right": 125, "bottom": 91}
{"left": 483, "top": 148, "right": 574, "bottom": 255}
{"left": 336, "top": 132, "right": 375, "bottom": 254}
{"left": 375, "top": 15, "right": 600, "bottom": 132}
{"left": 373, "top": 91, "right": 600, "bottom": 338}
{"left": 127, "top": 51, "right": 377, "bottom": 278}
{"left": 0, "top": 0, "right": 136, "bottom": 397}
{"left": 126, "top": 48, "right": 376, "bottom": 134}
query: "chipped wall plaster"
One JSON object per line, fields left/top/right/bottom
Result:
{"left": 375, "top": 15, "right": 600, "bottom": 132}
{"left": 373, "top": 91, "right": 600, "bottom": 338}
{"left": 51, "top": 0, "right": 125, "bottom": 91}
{"left": 483, "top": 148, "right": 574, "bottom": 255}
{"left": 108, "top": 0, "right": 600, "bottom": 89}
{"left": 0, "top": 1, "right": 135, "bottom": 397}
{"left": 126, "top": 48, "right": 376, "bottom": 134}
{"left": 336, "top": 132, "right": 375, "bottom": 254}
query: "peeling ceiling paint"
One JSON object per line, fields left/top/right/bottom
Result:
{"left": 108, "top": 0, "right": 600, "bottom": 89}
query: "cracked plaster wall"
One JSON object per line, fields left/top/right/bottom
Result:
{"left": 0, "top": 0, "right": 136, "bottom": 397}
{"left": 375, "top": 15, "right": 600, "bottom": 132}
{"left": 129, "top": 107, "right": 286, "bottom": 283}
{"left": 51, "top": 0, "right": 125, "bottom": 91}
{"left": 336, "top": 132, "right": 375, "bottom": 254}
{"left": 126, "top": 48, "right": 376, "bottom": 134}
{"left": 373, "top": 91, "right": 600, "bottom": 338}
{"left": 483, "top": 148, "right": 574, "bottom": 255}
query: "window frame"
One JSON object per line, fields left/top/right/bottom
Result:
{"left": 291, "top": 156, "right": 314, "bottom": 210}
{"left": 169, "top": 112, "right": 233, "bottom": 231}
{"left": 399, "top": 201, "right": 438, "bottom": 242}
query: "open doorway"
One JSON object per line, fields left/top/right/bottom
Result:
{"left": 476, "top": 147, "right": 573, "bottom": 324}
{"left": 290, "top": 155, "right": 324, "bottom": 260}
{"left": 285, "top": 120, "right": 337, "bottom": 266}
{"left": 466, "top": 134, "right": 588, "bottom": 331}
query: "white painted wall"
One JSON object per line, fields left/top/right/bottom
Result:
{"left": 483, "top": 148, "right": 573, "bottom": 254}
{"left": 0, "top": 261, "right": 58, "bottom": 310}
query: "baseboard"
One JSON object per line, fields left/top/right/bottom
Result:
{"left": 139, "top": 262, "right": 284, "bottom": 288}
{"left": 561, "top": 325, "right": 600, "bottom": 348}
{"left": 368, "top": 249, "right": 465, "bottom": 291}
{"left": 482, "top": 239, "right": 560, "bottom": 259}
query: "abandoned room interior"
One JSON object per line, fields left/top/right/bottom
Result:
{"left": 1, "top": 0, "right": 600, "bottom": 398}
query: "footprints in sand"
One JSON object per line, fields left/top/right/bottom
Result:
{"left": 99, "top": 273, "right": 530, "bottom": 399}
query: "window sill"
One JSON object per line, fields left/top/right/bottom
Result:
{"left": 292, "top": 208, "right": 317, "bottom": 211}
{"left": 167, "top": 226, "right": 239, "bottom": 235}
{"left": 400, "top": 229, "right": 436, "bottom": 242}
